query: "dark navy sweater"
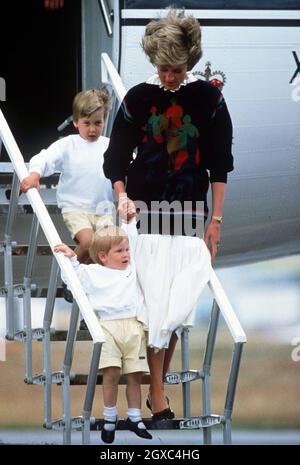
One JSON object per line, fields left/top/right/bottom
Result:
{"left": 103, "top": 79, "right": 233, "bottom": 233}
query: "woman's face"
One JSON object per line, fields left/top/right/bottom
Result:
{"left": 156, "top": 64, "right": 188, "bottom": 91}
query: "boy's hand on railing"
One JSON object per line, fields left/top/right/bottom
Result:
{"left": 20, "top": 172, "right": 41, "bottom": 193}
{"left": 54, "top": 244, "right": 76, "bottom": 258}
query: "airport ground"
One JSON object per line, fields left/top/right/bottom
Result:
{"left": 0, "top": 327, "right": 299, "bottom": 445}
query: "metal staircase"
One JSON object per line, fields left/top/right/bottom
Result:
{"left": 0, "top": 54, "right": 246, "bottom": 445}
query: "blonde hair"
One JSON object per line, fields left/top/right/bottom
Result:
{"left": 89, "top": 225, "right": 128, "bottom": 265}
{"left": 72, "top": 88, "right": 112, "bottom": 122}
{"left": 141, "top": 8, "right": 202, "bottom": 71}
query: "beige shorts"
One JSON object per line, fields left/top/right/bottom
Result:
{"left": 62, "top": 212, "right": 113, "bottom": 239}
{"left": 99, "top": 318, "right": 148, "bottom": 374}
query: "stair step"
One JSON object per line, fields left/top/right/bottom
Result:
{"left": 69, "top": 370, "right": 201, "bottom": 386}
{"left": 50, "top": 330, "right": 92, "bottom": 342}
{"left": 87, "top": 415, "right": 223, "bottom": 431}
{"left": 92, "top": 418, "right": 179, "bottom": 431}
{"left": 48, "top": 414, "right": 223, "bottom": 431}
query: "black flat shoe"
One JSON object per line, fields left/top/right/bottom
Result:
{"left": 101, "top": 420, "right": 117, "bottom": 444}
{"left": 146, "top": 395, "right": 170, "bottom": 413}
{"left": 125, "top": 418, "right": 152, "bottom": 439}
{"left": 152, "top": 408, "right": 175, "bottom": 422}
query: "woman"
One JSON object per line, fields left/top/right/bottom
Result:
{"left": 103, "top": 8, "right": 233, "bottom": 421}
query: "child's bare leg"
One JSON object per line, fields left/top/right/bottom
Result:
{"left": 74, "top": 228, "right": 93, "bottom": 263}
{"left": 126, "top": 372, "right": 142, "bottom": 408}
{"left": 101, "top": 367, "right": 120, "bottom": 443}
{"left": 102, "top": 366, "right": 120, "bottom": 407}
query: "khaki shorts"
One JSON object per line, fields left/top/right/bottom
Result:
{"left": 99, "top": 318, "right": 148, "bottom": 374}
{"left": 62, "top": 212, "right": 113, "bottom": 239}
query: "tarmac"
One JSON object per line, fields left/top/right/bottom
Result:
{"left": 0, "top": 428, "right": 299, "bottom": 445}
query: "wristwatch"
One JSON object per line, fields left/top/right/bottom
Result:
{"left": 212, "top": 215, "right": 223, "bottom": 224}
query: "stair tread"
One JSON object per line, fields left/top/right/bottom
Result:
{"left": 50, "top": 330, "right": 92, "bottom": 341}
{"left": 91, "top": 418, "right": 181, "bottom": 430}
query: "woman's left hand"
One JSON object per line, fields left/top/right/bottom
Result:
{"left": 204, "top": 221, "right": 221, "bottom": 261}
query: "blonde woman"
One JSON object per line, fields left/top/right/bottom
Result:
{"left": 103, "top": 8, "right": 234, "bottom": 421}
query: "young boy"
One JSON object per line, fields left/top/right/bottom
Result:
{"left": 54, "top": 203, "right": 152, "bottom": 444}
{"left": 20, "top": 88, "right": 114, "bottom": 311}
{"left": 20, "top": 89, "right": 114, "bottom": 264}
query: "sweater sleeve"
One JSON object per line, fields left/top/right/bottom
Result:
{"left": 120, "top": 218, "right": 138, "bottom": 256}
{"left": 60, "top": 255, "right": 91, "bottom": 294}
{"left": 103, "top": 89, "right": 142, "bottom": 184}
{"left": 208, "top": 91, "right": 234, "bottom": 183}
{"left": 29, "top": 137, "right": 66, "bottom": 177}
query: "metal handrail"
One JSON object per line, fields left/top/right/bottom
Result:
{"left": 208, "top": 269, "right": 246, "bottom": 343}
{"left": 0, "top": 108, "right": 105, "bottom": 344}
{"left": 101, "top": 52, "right": 126, "bottom": 103}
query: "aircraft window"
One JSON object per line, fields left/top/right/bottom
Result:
{"left": 124, "top": 0, "right": 300, "bottom": 9}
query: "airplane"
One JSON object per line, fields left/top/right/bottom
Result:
{"left": 0, "top": 1, "right": 299, "bottom": 446}
{"left": 1, "top": 0, "right": 300, "bottom": 267}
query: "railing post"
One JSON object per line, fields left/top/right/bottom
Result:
{"left": 43, "top": 257, "right": 59, "bottom": 429}
{"left": 23, "top": 214, "right": 39, "bottom": 383}
{"left": 202, "top": 300, "right": 220, "bottom": 445}
{"left": 223, "top": 342, "right": 244, "bottom": 445}
{"left": 4, "top": 172, "right": 19, "bottom": 339}
{"left": 181, "top": 328, "right": 191, "bottom": 417}
{"left": 62, "top": 301, "right": 80, "bottom": 445}
{"left": 82, "top": 342, "right": 102, "bottom": 445}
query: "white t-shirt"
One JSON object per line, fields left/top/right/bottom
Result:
{"left": 62, "top": 220, "right": 145, "bottom": 322}
{"left": 29, "top": 134, "right": 114, "bottom": 213}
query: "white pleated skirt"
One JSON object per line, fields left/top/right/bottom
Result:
{"left": 135, "top": 234, "right": 212, "bottom": 350}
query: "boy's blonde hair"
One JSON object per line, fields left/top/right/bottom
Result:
{"left": 72, "top": 88, "right": 112, "bottom": 122}
{"left": 141, "top": 8, "right": 202, "bottom": 71}
{"left": 89, "top": 225, "right": 129, "bottom": 265}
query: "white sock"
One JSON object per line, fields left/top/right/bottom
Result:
{"left": 103, "top": 405, "right": 117, "bottom": 431}
{"left": 127, "top": 408, "right": 146, "bottom": 429}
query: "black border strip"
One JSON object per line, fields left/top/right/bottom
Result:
{"left": 122, "top": 18, "right": 300, "bottom": 27}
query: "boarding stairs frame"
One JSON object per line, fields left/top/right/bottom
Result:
{"left": 0, "top": 53, "right": 246, "bottom": 445}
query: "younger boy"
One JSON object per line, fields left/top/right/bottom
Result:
{"left": 54, "top": 203, "right": 152, "bottom": 444}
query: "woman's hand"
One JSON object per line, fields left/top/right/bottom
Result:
{"left": 204, "top": 221, "right": 221, "bottom": 262}
{"left": 54, "top": 244, "right": 75, "bottom": 258}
